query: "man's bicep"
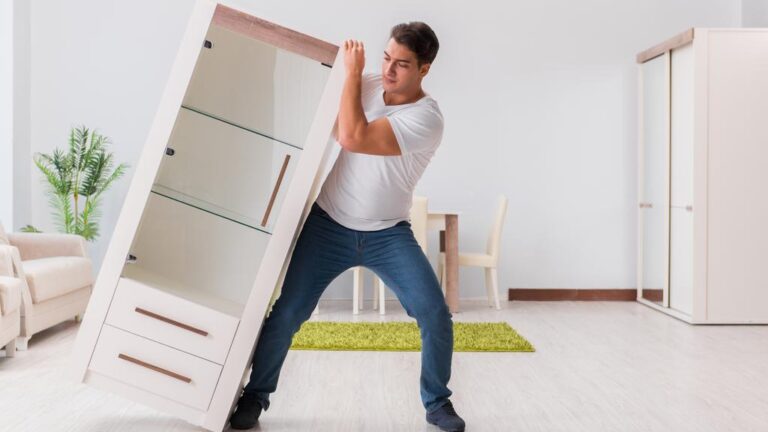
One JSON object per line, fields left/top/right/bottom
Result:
{"left": 341, "top": 117, "right": 401, "bottom": 156}
{"left": 386, "top": 109, "right": 443, "bottom": 155}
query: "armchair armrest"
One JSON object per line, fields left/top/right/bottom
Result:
{"left": 0, "top": 245, "right": 14, "bottom": 277}
{"left": 7, "top": 232, "right": 87, "bottom": 261}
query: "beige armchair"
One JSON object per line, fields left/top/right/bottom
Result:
{"left": 0, "top": 222, "right": 94, "bottom": 350}
{"left": 0, "top": 245, "right": 22, "bottom": 357}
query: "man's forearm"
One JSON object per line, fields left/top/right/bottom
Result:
{"left": 337, "top": 73, "right": 368, "bottom": 146}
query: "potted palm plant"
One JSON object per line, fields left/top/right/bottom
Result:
{"left": 23, "top": 126, "right": 128, "bottom": 241}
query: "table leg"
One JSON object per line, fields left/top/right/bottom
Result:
{"left": 445, "top": 215, "right": 459, "bottom": 313}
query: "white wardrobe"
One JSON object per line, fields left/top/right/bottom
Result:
{"left": 636, "top": 28, "right": 768, "bottom": 324}
{"left": 70, "top": 2, "right": 343, "bottom": 430}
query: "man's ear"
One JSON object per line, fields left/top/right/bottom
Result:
{"left": 420, "top": 62, "right": 431, "bottom": 77}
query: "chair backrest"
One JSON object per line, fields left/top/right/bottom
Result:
{"left": 410, "top": 196, "right": 428, "bottom": 252}
{"left": 486, "top": 195, "right": 508, "bottom": 261}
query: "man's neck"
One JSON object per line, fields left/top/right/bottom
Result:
{"left": 383, "top": 87, "right": 425, "bottom": 106}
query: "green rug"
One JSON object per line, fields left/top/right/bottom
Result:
{"left": 290, "top": 321, "right": 535, "bottom": 352}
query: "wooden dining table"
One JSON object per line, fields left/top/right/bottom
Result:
{"left": 427, "top": 211, "right": 460, "bottom": 313}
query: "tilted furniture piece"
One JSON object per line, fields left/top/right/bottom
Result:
{"left": 636, "top": 28, "right": 768, "bottom": 323}
{"left": 70, "top": 2, "right": 344, "bottom": 431}
{"left": 437, "top": 195, "right": 507, "bottom": 310}
{"left": 0, "top": 221, "right": 93, "bottom": 350}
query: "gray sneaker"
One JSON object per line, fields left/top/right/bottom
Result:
{"left": 426, "top": 401, "right": 466, "bottom": 432}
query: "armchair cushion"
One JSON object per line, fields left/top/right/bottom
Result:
{"left": 0, "top": 276, "right": 23, "bottom": 316}
{"left": 23, "top": 256, "right": 94, "bottom": 303}
{"left": 8, "top": 233, "right": 87, "bottom": 261}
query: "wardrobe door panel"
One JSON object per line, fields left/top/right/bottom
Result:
{"left": 669, "top": 207, "right": 693, "bottom": 315}
{"left": 639, "top": 54, "right": 669, "bottom": 306}
{"left": 670, "top": 43, "right": 694, "bottom": 209}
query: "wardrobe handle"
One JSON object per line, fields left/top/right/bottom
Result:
{"left": 117, "top": 353, "right": 192, "bottom": 383}
{"left": 639, "top": 202, "right": 653, "bottom": 209}
{"left": 134, "top": 307, "right": 209, "bottom": 337}
{"left": 261, "top": 154, "right": 291, "bottom": 227}
{"left": 685, "top": 205, "right": 693, "bottom": 212}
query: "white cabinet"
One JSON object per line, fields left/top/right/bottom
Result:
{"left": 70, "top": 2, "right": 344, "bottom": 430}
{"left": 636, "top": 28, "right": 768, "bottom": 324}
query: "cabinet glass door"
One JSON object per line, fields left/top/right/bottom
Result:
{"left": 155, "top": 107, "right": 301, "bottom": 234}
{"left": 183, "top": 24, "right": 331, "bottom": 149}
{"left": 639, "top": 53, "right": 670, "bottom": 307}
{"left": 122, "top": 21, "right": 333, "bottom": 315}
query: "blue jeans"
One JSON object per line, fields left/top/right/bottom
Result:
{"left": 243, "top": 202, "right": 454, "bottom": 413}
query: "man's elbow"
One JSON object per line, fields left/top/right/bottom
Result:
{"left": 338, "top": 133, "right": 363, "bottom": 151}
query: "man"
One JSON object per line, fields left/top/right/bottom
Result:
{"left": 230, "top": 22, "right": 465, "bottom": 432}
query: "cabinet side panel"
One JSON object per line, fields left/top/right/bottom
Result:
{"left": 69, "top": 0, "right": 218, "bottom": 381}
{"left": 692, "top": 30, "right": 709, "bottom": 322}
{"left": 706, "top": 30, "right": 768, "bottom": 323}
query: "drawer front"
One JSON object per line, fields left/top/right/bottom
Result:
{"left": 90, "top": 325, "right": 222, "bottom": 411}
{"left": 106, "top": 277, "right": 239, "bottom": 364}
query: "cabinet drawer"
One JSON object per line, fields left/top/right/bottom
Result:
{"left": 106, "top": 277, "right": 239, "bottom": 364}
{"left": 90, "top": 325, "right": 222, "bottom": 411}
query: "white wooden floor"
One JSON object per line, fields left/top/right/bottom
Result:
{"left": 1, "top": 299, "right": 768, "bottom": 432}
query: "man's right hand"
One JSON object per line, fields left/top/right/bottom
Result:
{"left": 343, "top": 39, "right": 365, "bottom": 77}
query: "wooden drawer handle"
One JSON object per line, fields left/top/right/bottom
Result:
{"left": 261, "top": 154, "right": 291, "bottom": 227}
{"left": 134, "top": 307, "right": 209, "bottom": 337}
{"left": 118, "top": 353, "right": 192, "bottom": 383}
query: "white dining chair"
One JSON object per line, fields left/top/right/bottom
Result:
{"left": 437, "top": 195, "right": 508, "bottom": 310}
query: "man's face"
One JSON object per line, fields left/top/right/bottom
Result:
{"left": 381, "top": 38, "right": 430, "bottom": 94}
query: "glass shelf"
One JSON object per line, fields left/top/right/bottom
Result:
{"left": 180, "top": 105, "right": 302, "bottom": 151}
{"left": 150, "top": 185, "right": 270, "bottom": 235}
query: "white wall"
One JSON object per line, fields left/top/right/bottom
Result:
{"left": 741, "top": 0, "right": 768, "bottom": 25}
{"left": 23, "top": 0, "right": 741, "bottom": 300}
{"left": 1, "top": 0, "right": 31, "bottom": 231}
{"left": 0, "top": 0, "right": 12, "bottom": 228}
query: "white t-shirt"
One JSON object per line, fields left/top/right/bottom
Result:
{"left": 316, "top": 73, "right": 444, "bottom": 231}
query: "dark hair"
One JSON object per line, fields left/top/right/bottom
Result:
{"left": 389, "top": 22, "right": 439, "bottom": 66}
